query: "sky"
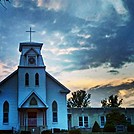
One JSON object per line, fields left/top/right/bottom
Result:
{"left": 0, "top": 0, "right": 134, "bottom": 107}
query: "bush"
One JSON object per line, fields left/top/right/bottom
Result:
{"left": 69, "top": 129, "right": 81, "bottom": 134}
{"left": 20, "top": 131, "right": 31, "bottom": 134}
{"left": 41, "top": 130, "right": 52, "bottom": 134}
{"left": 0, "top": 130, "right": 13, "bottom": 134}
{"left": 103, "top": 123, "right": 116, "bottom": 132}
{"left": 127, "top": 124, "right": 134, "bottom": 132}
{"left": 53, "top": 128, "right": 60, "bottom": 133}
{"left": 92, "top": 121, "right": 101, "bottom": 132}
{"left": 60, "top": 129, "right": 68, "bottom": 132}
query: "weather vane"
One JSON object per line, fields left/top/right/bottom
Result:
{"left": 26, "top": 27, "right": 35, "bottom": 42}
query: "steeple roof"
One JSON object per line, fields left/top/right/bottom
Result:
{"left": 19, "top": 42, "right": 43, "bottom": 52}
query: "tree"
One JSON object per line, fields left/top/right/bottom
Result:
{"left": 67, "top": 90, "right": 91, "bottom": 108}
{"left": 106, "top": 110, "right": 127, "bottom": 126}
{"left": 103, "top": 110, "right": 127, "bottom": 132}
{"left": 0, "top": 0, "right": 10, "bottom": 9}
{"left": 92, "top": 121, "right": 101, "bottom": 132}
{"left": 101, "top": 95, "right": 123, "bottom": 108}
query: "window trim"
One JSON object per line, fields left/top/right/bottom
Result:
{"left": 100, "top": 115, "right": 106, "bottom": 128}
{"left": 52, "top": 101, "right": 58, "bottom": 123}
{"left": 3, "top": 101, "right": 9, "bottom": 124}
{"left": 78, "top": 116, "right": 89, "bottom": 128}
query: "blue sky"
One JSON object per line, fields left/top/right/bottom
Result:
{"left": 0, "top": 0, "right": 134, "bottom": 107}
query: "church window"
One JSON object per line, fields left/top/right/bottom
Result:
{"left": 3, "top": 101, "right": 9, "bottom": 123}
{"left": 35, "top": 73, "right": 39, "bottom": 86}
{"left": 52, "top": 101, "right": 58, "bottom": 122}
{"left": 25, "top": 73, "right": 29, "bottom": 86}
{"left": 30, "top": 97, "right": 38, "bottom": 106}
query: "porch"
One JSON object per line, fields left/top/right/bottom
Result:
{"left": 19, "top": 108, "right": 47, "bottom": 133}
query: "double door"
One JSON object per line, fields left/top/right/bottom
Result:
{"left": 28, "top": 112, "right": 37, "bottom": 127}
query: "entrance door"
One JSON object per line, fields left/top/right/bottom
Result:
{"left": 28, "top": 112, "right": 37, "bottom": 127}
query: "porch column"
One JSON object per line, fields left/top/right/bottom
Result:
{"left": 45, "top": 109, "right": 47, "bottom": 127}
{"left": 43, "top": 110, "right": 45, "bottom": 126}
{"left": 42, "top": 109, "right": 47, "bottom": 127}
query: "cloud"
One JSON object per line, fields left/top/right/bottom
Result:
{"left": 107, "top": 70, "right": 119, "bottom": 75}
{"left": 0, "top": 0, "right": 133, "bottom": 74}
{"left": 37, "top": 0, "right": 67, "bottom": 11}
{"left": 0, "top": 61, "right": 17, "bottom": 81}
{"left": 88, "top": 79, "right": 134, "bottom": 107}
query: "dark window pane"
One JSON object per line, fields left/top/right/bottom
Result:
{"left": 3, "top": 101, "right": 9, "bottom": 112}
{"left": 30, "top": 97, "right": 37, "bottom": 105}
{"left": 35, "top": 73, "right": 39, "bottom": 86}
{"left": 84, "top": 116, "right": 88, "bottom": 127}
{"left": 52, "top": 101, "right": 57, "bottom": 111}
{"left": 53, "top": 112, "right": 57, "bottom": 122}
{"left": 3, "top": 113, "right": 8, "bottom": 123}
{"left": 79, "top": 117, "right": 83, "bottom": 126}
{"left": 25, "top": 73, "right": 29, "bottom": 86}
{"left": 101, "top": 116, "right": 105, "bottom": 126}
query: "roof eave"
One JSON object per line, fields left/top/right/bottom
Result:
{"left": 0, "top": 70, "right": 18, "bottom": 86}
{"left": 46, "top": 72, "right": 70, "bottom": 94}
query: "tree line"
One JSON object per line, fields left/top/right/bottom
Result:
{"left": 67, "top": 89, "right": 123, "bottom": 108}
{"left": 0, "top": 0, "right": 10, "bottom": 9}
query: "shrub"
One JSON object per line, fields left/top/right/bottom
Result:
{"left": 41, "top": 130, "right": 52, "bottom": 134}
{"left": 60, "top": 129, "right": 68, "bottom": 132}
{"left": 0, "top": 130, "right": 13, "bottom": 134}
{"left": 92, "top": 121, "right": 101, "bottom": 132}
{"left": 20, "top": 131, "right": 31, "bottom": 134}
{"left": 69, "top": 129, "right": 81, "bottom": 134}
{"left": 53, "top": 128, "right": 60, "bottom": 133}
{"left": 103, "top": 123, "right": 116, "bottom": 132}
{"left": 127, "top": 124, "right": 134, "bottom": 132}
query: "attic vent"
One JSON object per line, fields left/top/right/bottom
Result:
{"left": 30, "top": 97, "right": 37, "bottom": 106}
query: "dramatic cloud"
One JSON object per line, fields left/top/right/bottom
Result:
{"left": 0, "top": 0, "right": 134, "bottom": 108}
{"left": 0, "top": 0, "right": 133, "bottom": 73}
{"left": 107, "top": 70, "right": 119, "bottom": 75}
{"left": 88, "top": 79, "right": 134, "bottom": 107}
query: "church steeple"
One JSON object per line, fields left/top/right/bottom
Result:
{"left": 19, "top": 42, "right": 45, "bottom": 67}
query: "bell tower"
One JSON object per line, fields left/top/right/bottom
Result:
{"left": 18, "top": 28, "right": 46, "bottom": 107}
{"left": 19, "top": 42, "right": 45, "bottom": 67}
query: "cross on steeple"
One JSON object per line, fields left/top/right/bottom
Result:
{"left": 26, "top": 27, "right": 35, "bottom": 42}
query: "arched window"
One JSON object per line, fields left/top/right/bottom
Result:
{"left": 25, "top": 73, "right": 29, "bottom": 86}
{"left": 3, "top": 101, "right": 9, "bottom": 123}
{"left": 30, "top": 97, "right": 37, "bottom": 106}
{"left": 52, "top": 101, "right": 58, "bottom": 122}
{"left": 35, "top": 73, "right": 39, "bottom": 86}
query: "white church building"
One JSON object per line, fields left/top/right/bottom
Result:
{"left": 0, "top": 41, "right": 70, "bottom": 132}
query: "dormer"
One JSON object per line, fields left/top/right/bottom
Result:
{"left": 19, "top": 42, "right": 45, "bottom": 67}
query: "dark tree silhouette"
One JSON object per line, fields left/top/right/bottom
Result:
{"left": 106, "top": 110, "right": 127, "bottom": 125}
{"left": 92, "top": 121, "right": 101, "bottom": 132}
{"left": 101, "top": 95, "right": 123, "bottom": 107}
{"left": 0, "top": 0, "right": 10, "bottom": 9}
{"left": 67, "top": 90, "right": 91, "bottom": 108}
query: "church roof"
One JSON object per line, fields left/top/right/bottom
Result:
{"left": 19, "top": 91, "right": 48, "bottom": 108}
{"left": 19, "top": 42, "right": 43, "bottom": 52}
{"left": 0, "top": 70, "right": 18, "bottom": 86}
{"left": 0, "top": 70, "right": 70, "bottom": 94}
{"left": 24, "top": 47, "right": 39, "bottom": 56}
{"left": 46, "top": 72, "right": 70, "bottom": 94}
